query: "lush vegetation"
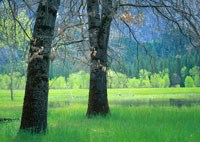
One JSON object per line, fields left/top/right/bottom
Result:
{"left": 0, "top": 9, "right": 199, "bottom": 90}
{"left": 0, "top": 88, "right": 200, "bottom": 142}
{"left": 0, "top": 66, "right": 199, "bottom": 89}
{"left": 1, "top": 106, "right": 200, "bottom": 142}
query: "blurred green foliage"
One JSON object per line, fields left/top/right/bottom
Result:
{"left": 0, "top": 66, "right": 199, "bottom": 89}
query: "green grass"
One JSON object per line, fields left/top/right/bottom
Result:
{"left": 0, "top": 88, "right": 200, "bottom": 142}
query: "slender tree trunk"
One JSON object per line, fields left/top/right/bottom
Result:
{"left": 8, "top": 45, "right": 15, "bottom": 101}
{"left": 87, "top": 0, "right": 113, "bottom": 117}
{"left": 9, "top": 64, "right": 14, "bottom": 101}
{"left": 9, "top": 56, "right": 14, "bottom": 101}
{"left": 20, "top": 0, "right": 60, "bottom": 133}
{"left": 9, "top": 72, "right": 14, "bottom": 101}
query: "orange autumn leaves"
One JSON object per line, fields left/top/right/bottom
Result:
{"left": 120, "top": 11, "right": 144, "bottom": 26}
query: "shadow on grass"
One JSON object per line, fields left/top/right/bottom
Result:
{"left": 48, "top": 98, "right": 200, "bottom": 109}
{"left": 14, "top": 130, "right": 46, "bottom": 142}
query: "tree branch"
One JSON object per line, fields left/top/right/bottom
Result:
{"left": 7, "top": 0, "right": 31, "bottom": 40}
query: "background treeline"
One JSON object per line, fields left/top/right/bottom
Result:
{"left": 0, "top": 66, "right": 199, "bottom": 89}
{"left": 0, "top": 8, "right": 199, "bottom": 89}
{"left": 109, "top": 29, "right": 200, "bottom": 87}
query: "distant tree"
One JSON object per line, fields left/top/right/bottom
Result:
{"left": 189, "top": 66, "right": 200, "bottom": 79}
{"left": 0, "top": 2, "right": 30, "bottom": 100}
{"left": 138, "top": 69, "right": 151, "bottom": 88}
{"left": 181, "top": 66, "right": 187, "bottom": 79}
{"left": 20, "top": 0, "right": 60, "bottom": 133}
{"left": 184, "top": 76, "right": 195, "bottom": 87}
{"left": 170, "top": 73, "right": 181, "bottom": 87}
{"left": 127, "top": 77, "right": 140, "bottom": 88}
{"left": 150, "top": 73, "right": 164, "bottom": 88}
{"left": 50, "top": 76, "right": 67, "bottom": 89}
{"left": 194, "top": 75, "right": 200, "bottom": 87}
{"left": 117, "top": 0, "right": 200, "bottom": 83}
{"left": 163, "top": 74, "right": 170, "bottom": 88}
{"left": 0, "top": 74, "right": 10, "bottom": 89}
{"left": 66, "top": 71, "right": 89, "bottom": 89}
{"left": 107, "top": 70, "right": 127, "bottom": 88}
{"left": 175, "top": 55, "right": 182, "bottom": 86}
{"left": 189, "top": 66, "right": 200, "bottom": 87}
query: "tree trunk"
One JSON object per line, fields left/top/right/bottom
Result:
{"left": 87, "top": 0, "right": 113, "bottom": 117}
{"left": 9, "top": 59, "right": 14, "bottom": 101}
{"left": 8, "top": 46, "right": 14, "bottom": 101}
{"left": 20, "top": 0, "right": 60, "bottom": 133}
{"left": 9, "top": 73, "right": 14, "bottom": 101}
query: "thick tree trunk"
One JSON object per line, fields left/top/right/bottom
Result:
{"left": 87, "top": 0, "right": 113, "bottom": 117}
{"left": 20, "top": 0, "right": 60, "bottom": 133}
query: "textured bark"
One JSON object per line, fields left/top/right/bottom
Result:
{"left": 87, "top": 0, "right": 113, "bottom": 117}
{"left": 20, "top": 0, "right": 60, "bottom": 133}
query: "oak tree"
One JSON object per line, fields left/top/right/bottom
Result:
{"left": 20, "top": 0, "right": 60, "bottom": 133}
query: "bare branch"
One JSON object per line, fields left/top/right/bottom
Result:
{"left": 7, "top": 0, "right": 31, "bottom": 40}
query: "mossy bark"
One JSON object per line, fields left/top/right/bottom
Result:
{"left": 87, "top": 0, "right": 113, "bottom": 117}
{"left": 20, "top": 0, "right": 60, "bottom": 133}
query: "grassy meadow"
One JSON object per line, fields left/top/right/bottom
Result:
{"left": 0, "top": 88, "right": 200, "bottom": 142}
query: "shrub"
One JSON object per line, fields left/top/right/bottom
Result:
{"left": 184, "top": 76, "right": 195, "bottom": 87}
{"left": 50, "top": 76, "right": 67, "bottom": 89}
{"left": 66, "top": 71, "right": 89, "bottom": 89}
{"left": 0, "top": 74, "right": 10, "bottom": 89}
{"left": 127, "top": 77, "right": 140, "bottom": 88}
{"left": 139, "top": 78, "right": 151, "bottom": 88}
{"left": 189, "top": 66, "right": 199, "bottom": 79}
{"left": 150, "top": 74, "right": 164, "bottom": 88}
{"left": 163, "top": 74, "right": 170, "bottom": 88}
{"left": 107, "top": 70, "right": 127, "bottom": 88}
{"left": 194, "top": 75, "right": 200, "bottom": 87}
{"left": 0, "top": 72, "right": 26, "bottom": 89}
{"left": 138, "top": 69, "right": 151, "bottom": 88}
{"left": 181, "top": 66, "right": 187, "bottom": 79}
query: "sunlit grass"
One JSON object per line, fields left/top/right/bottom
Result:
{"left": 1, "top": 106, "right": 200, "bottom": 142}
{"left": 108, "top": 87, "right": 200, "bottom": 95}
{"left": 0, "top": 88, "right": 200, "bottom": 142}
